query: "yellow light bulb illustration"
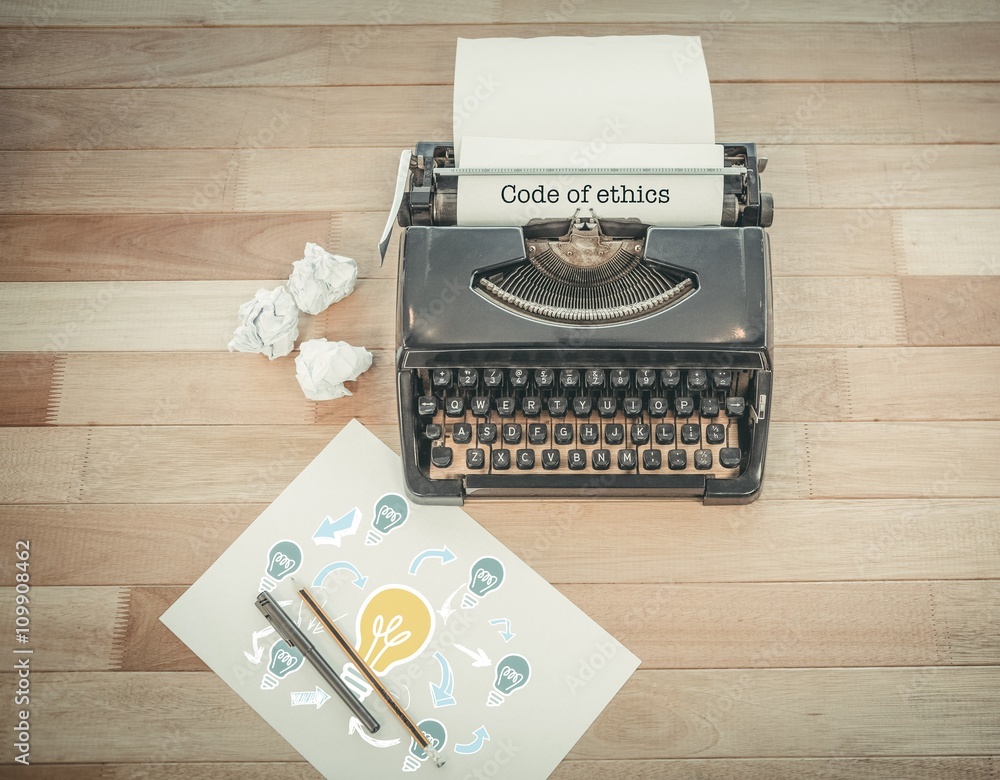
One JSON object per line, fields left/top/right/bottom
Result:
{"left": 355, "top": 585, "right": 435, "bottom": 676}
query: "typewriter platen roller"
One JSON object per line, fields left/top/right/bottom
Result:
{"left": 395, "top": 142, "right": 774, "bottom": 505}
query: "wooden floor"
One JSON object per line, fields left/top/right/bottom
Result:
{"left": 1, "top": 2, "right": 999, "bottom": 778}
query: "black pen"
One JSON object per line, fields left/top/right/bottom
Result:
{"left": 255, "top": 591, "right": 380, "bottom": 733}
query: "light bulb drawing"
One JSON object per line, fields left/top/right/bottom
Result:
{"left": 261, "top": 638, "right": 304, "bottom": 690}
{"left": 402, "top": 718, "right": 447, "bottom": 772}
{"left": 259, "top": 539, "right": 302, "bottom": 592}
{"left": 365, "top": 493, "right": 410, "bottom": 546}
{"left": 355, "top": 584, "right": 435, "bottom": 676}
{"left": 486, "top": 654, "right": 530, "bottom": 707}
{"left": 461, "top": 557, "right": 505, "bottom": 609}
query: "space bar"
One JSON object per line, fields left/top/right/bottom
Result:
{"left": 464, "top": 473, "right": 706, "bottom": 497}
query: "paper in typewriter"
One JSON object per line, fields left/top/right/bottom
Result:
{"left": 162, "top": 420, "right": 640, "bottom": 780}
{"left": 454, "top": 35, "right": 724, "bottom": 227}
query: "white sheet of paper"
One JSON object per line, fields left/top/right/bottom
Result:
{"left": 452, "top": 35, "right": 722, "bottom": 226}
{"left": 161, "top": 420, "right": 640, "bottom": 780}
{"left": 453, "top": 35, "right": 716, "bottom": 157}
{"left": 457, "top": 137, "right": 723, "bottom": 226}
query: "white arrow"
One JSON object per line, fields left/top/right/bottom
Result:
{"left": 244, "top": 626, "right": 275, "bottom": 665}
{"left": 291, "top": 686, "right": 331, "bottom": 709}
{"left": 438, "top": 584, "right": 465, "bottom": 624}
{"left": 452, "top": 643, "right": 492, "bottom": 667}
{"left": 349, "top": 716, "right": 401, "bottom": 748}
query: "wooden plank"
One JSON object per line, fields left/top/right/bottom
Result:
{"left": 4, "top": 146, "right": 998, "bottom": 215}
{"left": 0, "top": 280, "right": 395, "bottom": 352}
{"left": 775, "top": 278, "right": 908, "bottom": 346}
{"left": 1, "top": 669, "right": 997, "bottom": 761}
{"left": 5, "top": 84, "right": 1000, "bottom": 151}
{"left": 0, "top": 587, "right": 125, "bottom": 671}
{"left": 8, "top": 758, "right": 998, "bottom": 780}
{"left": 2, "top": 0, "right": 997, "bottom": 26}
{"left": 0, "top": 0, "right": 503, "bottom": 26}
{"left": 3, "top": 499, "right": 997, "bottom": 587}
{"left": 33, "top": 348, "right": 1000, "bottom": 426}
{"left": 0, "top": 428, "right": 88, "bottom": 503}
{"left": 49, "top": 351, "right": 392, "bottom": 426}
{"left": 0, "top": 149, "right": 397, "bottom": 214}
{"left": 0, "top": 213, "right": 398, "bottom": 283}
{"left": 0, "top": 353, "right": 59, "bottom": 425}
{"left": 2, "top": 423, "right": 999, "bottom": 504}
{"left": 4, "top": 209, "right": 997, "bottom": 283}
{"left": 896, "top": 211, "right": 1000, "bottom": 276}
{"left": 902, "top": 277, "right": 1000, "bottom": 346}
{"left": 100, "top": 581, "right": 1000, "bottom": 672}
{"left": 1, "top": 25, "right": 995, "bottom": 89}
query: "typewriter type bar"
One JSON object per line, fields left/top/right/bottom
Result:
{"left": 394, "top": 142, "right": 774, "bottom": 505}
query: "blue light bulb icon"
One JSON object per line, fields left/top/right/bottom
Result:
{"left": 365, "top": 493, "right": 410, "bottom": 546}
{"left": 402, "top": 718, "right": 447, "bottom": 772}
{"left": 261, "top": 639, "right": 304, "bottom": 690}
{"left": 260, "top": 539, "right": 303, "bottom": 592}
{"left": 461, "top": 557, "right": 505, "bottom": 609}
{"left": 486, "top": 654, "right": 530, "bottom": 707}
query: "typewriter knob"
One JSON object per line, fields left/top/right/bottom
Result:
{"left": 760, "top": 193, "right": 774, "bottom": 228}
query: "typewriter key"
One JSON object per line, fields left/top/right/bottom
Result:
{"left": 597, "top": 397, "right": 617, "bottom": 417}
{"left": 687, "top": 370, "right": 708, "bottom": 391}
{"left": 667, "top": 449, "right": 687, "bottom": 470}
{"left": 541, "top": 449, "right": 560, "bottom": 469}
{"left": 585, "top": 369, "right": 605, "bottom": 388}
{"left": 636, "top": 369, "right": 656, "bottom": 388}
{"left": 483, "top": 368, "right": 503, "bottom": 387}
{"left": 457, "top": 368, "right": 478, "bottom": 387}
{"left": 706, "top": 424, "right": 726, "bottom": 444}
{"left": 726, "top": 397, "right": 746, "bottom": 417}
{"left": 431, "top": 446, "right": 453, "bottom": 468}
{"left": 610, "top": 369, "right": 630, "bottom": 388}
{"left": 694, "top": 449, "right": 713, "bottom": 470}
{"left": 466, "top": 448, "right": 485, "bottom": 469}
{"left": 491, "top": 449, "right": 511, "bottom": 470}
{"left": 554, "top": 423, "right": 573, "bottom": 445}
{"left": 675, "top": 397, "right": 695, "bottom": 417}
{"left": 617, "top": 449, "right": 637, "bottom": 470}
{"left": 604, "top": 424, "right": 624, "bottom": 445}
{"left": 649, "top": 397, "right": 668, "bottom": 417}
{"left": 452, "top": 423, "right": 472, "bottom": 444}
{"left": 568, "top": 449, "right": 586, "bottom": 470}
{"left": 510, "top": 368, "right": 529, "bottom": 387}
{"left": 681, "top": 424, "right": 701, "bottom": 444}
{"left": 527, "top": 423, "right": 547, "bottom": 445}
{"left": 623, "top": 397, "right": 642, "bottom": 417}
{"left": 592, "top": 449, "right": 611, "bottom": 470}
{"left": 573, "top": 397, "right": 592, "bottom": 416}
{"left": 700, "top": 398, "right": 720, "bottom": 418}
{"left": 655, "top": 424, "right": 675, "bottom": 445}
{"left": 418, "top": 396, "right": 438, "bottom": 415}
{"left": 477, "top": 423, "right": 497, "bottom": 444}
{"left": 643, "top": 449, "right": 662, "bottom": 470}
{"left": 503, "top": 423, "right": 522, "bottom": 444}
{"left": 534, "top": 369, "right": 554, "bottom": 387}
{"left": 630, "top": 424, "right": 650, "bottom": 445}
{"left": 579, "top": 424, "right": 599, "bottom": 445}
{"left": 661, "top": 369, "right": 681, "bottom": 388}
{"left": 719, "top": 447, "right": 742, "bottom": 468}
{"left": 516, "top": 449, "right": 535, "bottom": 469}
{"left": 712, "top": 370, "right": 732, "bottom": 390}
{"left": 432, "top": 369, "right": 453, "bottom": 387}
{"left": 522, "top": 396, "right": 541, "bottom": 416}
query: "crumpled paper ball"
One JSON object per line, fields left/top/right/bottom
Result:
{"left": 295, "top": 338, "right": 373, "bottom": 401}
{"left": 287, "top": 243, "right": 358, "bottom": 315}
{"left": 227, "top": 286, "right": 300, "bottom": 360}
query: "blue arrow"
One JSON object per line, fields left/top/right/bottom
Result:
{"left": 489, "top": 618, "right": 515, "bottom": 643}
{"left": 429, "top": 651, "right": 455, "bottom": 707}
{"left": 408, "top": 547, "right": 456, "bottom": 575}
{"left": 454, "top": 726, "right": 490, "bottom": 755}
{"left": 312, "top": 561, "right": 367, "bottom": 590}
{"left": 312, "top": 507, "right": 361, "bottom": 547}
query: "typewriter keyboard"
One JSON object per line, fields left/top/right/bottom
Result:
{"left": 414, "top": 367, "right": 751, "bottom": 479}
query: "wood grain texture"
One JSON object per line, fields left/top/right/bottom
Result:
{"left": 18, "top": 581, "right": 994, "bottom": 673}
{"left": 2, "top": 499, "right": 997, "bottom": 586}
{"left": 5, "top": 84, "right": 1000, "bottom": 151}
{"left": 2, "top": 0, "right": 998, "bottom": 26}
{"left": 3, "top": 499, "right": 997, "bottom": 587}
{"left": 2, "top": 24, "right": 998, "bottom": 88}
{"left": 1, "top": 669, "right": 998, "bottom": 762}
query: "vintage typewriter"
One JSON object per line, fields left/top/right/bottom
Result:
{"left": 393, "top": 141, "right": 774, "bottom": 505}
